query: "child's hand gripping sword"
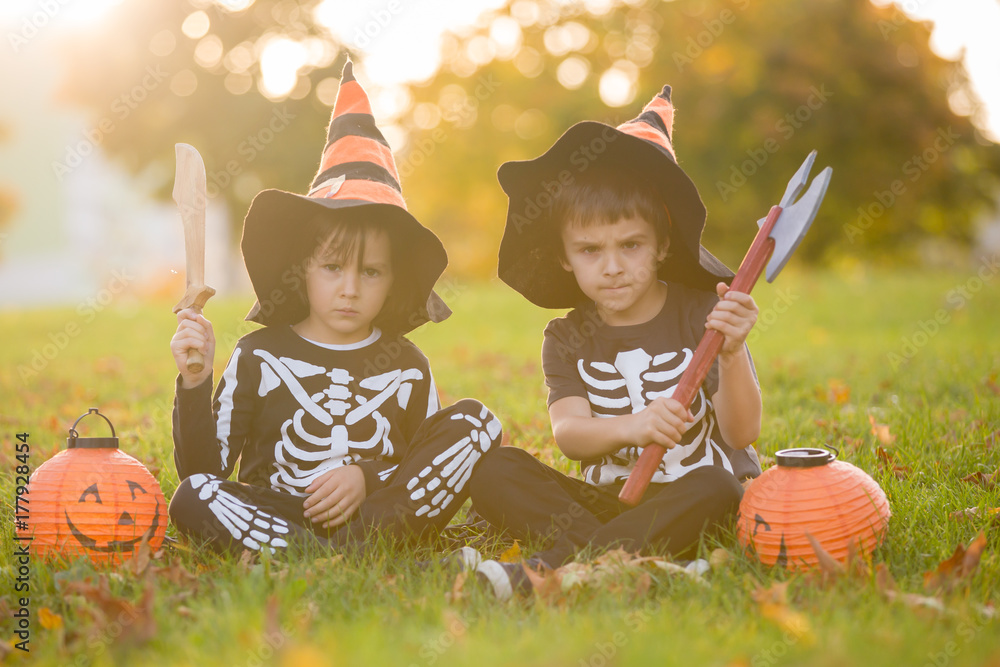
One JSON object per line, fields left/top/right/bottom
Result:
{"left": 618, "top": 151, "right": 833, "bottom": 507}
{"left": 172, "top": 143, "right": 216, "bottom": 374}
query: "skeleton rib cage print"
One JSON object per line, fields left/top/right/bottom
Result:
{"left": 541, "top": 282, "right": 752, "bottom": 488}
{"left": 171, "top": 323, "right": 505, "bottom": 555}
{"left": 177, "top": 326, "right": 442, "bottom": 497}
{"left": 576, "top": 346, "right": 733, "bottom": 486}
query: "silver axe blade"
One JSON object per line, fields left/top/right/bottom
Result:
{"left": 756, "top": 150, "right": 833, "bottom": 282}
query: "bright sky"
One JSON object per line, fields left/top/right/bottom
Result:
{"left": 2, "top": 0, "right": 999, "bottom": 140}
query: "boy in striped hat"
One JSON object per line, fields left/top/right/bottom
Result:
{"left": 167, "top": 61, "right": 502, "bottom": 556}
{"left": 466, "top": 85, "right": 764, "bottom": 599}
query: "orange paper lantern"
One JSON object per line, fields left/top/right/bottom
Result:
{"left": 737, "top": 447, "right": 890, "bottom": 570}
{"left": 22, "top": 408, "right": 167, "bottom": 565}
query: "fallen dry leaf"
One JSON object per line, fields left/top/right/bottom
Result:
{"left": 814, "top": 418, "right": 845, "bottom": 434}
{"left": 844, "top": 541, "right": 872, "bottom": 580}
{"left": 923, "top": 532, "right": 988, "bottom": 593}
{"left": 876, "top": 560, "right": 946, "bottom": 615}
{"left": 805, "top": 533, "right": 846, "bottom": 583}
{"left": 631, "top": 572, "right": 652, "bottom": 601}
{"left": 154, "top": 562, "right": 200, "bottom": 589}
{"left": 803, "top": 536, "right": 875, "bottom": 590}
{"left": 960, "top": 469, "right": 999, "bottom": 490}
{"left": 123, "top": 534, "right": 152, "bottom": 577}
{"left": 38, "top": 607, "right": 63, "bottom": 630}
{"left": 445, "top": 571, "right": 468, "bottom": 605}
{"left": 827, "top": 379, "right": 851, "bottom": 405}
{"left": 948, "top": 507, "right": 1000, "bottom": 523}
{"left": 557, "top": 562, "right": 591, "bottom": 591}
{"left": 61, "top": 578, "right": 157, "bottom": 645}
{"left": 876, "top": 446, "right": 911, "bottom": 479}
{"left": 869, "top": 415, "right": 897, "bottom": 446}
{"left": 237, "top": 549, "right": 257, "bottom": 573}
{"left": 841, "top": 436, "right": 866, "bottom": 453}
{"left": 498, "top": 541, "right": 522, "bottom": 563}
{"left": 592, "top": 547, "right": 636, "bottom": 568}
{"left": 521, "top": 561, "right": 565, "bottom": 606}
{"left": 752, "top": 581, "right": 813, "bottom": 641}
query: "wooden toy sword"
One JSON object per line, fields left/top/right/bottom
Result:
{"left": 618, "top": 151, "right": 833, "bottom": 507}
{"left": 172, "top": 143, "right": 215, "bottom": 374}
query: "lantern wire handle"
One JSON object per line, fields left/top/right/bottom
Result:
{"left": 68, "top": 407, "right": 117, "bottom": 439}
{"left": 825, "top": 444, "right": 839, "bottom": 462}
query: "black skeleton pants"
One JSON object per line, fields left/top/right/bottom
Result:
{"left": 168, "top": 399, "right": 502, "bottom": 556}
{"left": 469, "top": 446, "right": 743, "bottom": 566}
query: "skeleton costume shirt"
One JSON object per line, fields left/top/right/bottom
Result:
{"left": 173, "top": 325, "right": 440, "bottom": 497}
{"left": 542, "top": 281, "right": 762, "bottom": 487}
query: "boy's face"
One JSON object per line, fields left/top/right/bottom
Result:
{"left": 298, "top": 229, "right": 394, "bottom": 345}
{"left": 559, "top": 215, "right": 668, "bottom": 326}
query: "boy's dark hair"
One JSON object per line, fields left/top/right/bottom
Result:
{"left": 298, "top": 218, "right": 419, "bottom": 336}
{"left": 549, "top": 169, "right": 673, "bottom": 257}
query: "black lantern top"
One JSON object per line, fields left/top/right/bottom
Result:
{"left": 775, "top": 446, "right": 836, "bottom": 468}
{"left": 67, "top": 407, "right": 120, "bottom": 450}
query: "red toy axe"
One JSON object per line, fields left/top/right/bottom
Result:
{"left": 618, "top": 151, "right": 832, "bottom": 507}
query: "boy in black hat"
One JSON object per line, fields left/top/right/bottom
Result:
{"left": 167, "top": 62, "right": 502, "bottom": 556}
{"left": 466, "top": 85, "right": 763, "bottom": 599}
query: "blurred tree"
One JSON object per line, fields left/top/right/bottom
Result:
{"left": 59, "top": 0, "right": 1000, "bottom": 277}
{"left": 398, "top": 0, "right": 1000, "bottom": 275}
{"left": 57, "top": 0, "right": 349, "bottom": 223}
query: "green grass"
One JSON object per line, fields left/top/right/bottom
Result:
{"left": 1, "top": 268, "right": 998, "bottom": 666}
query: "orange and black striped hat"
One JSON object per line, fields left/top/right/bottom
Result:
{"left": 241, "top": 60, "right": 449, "bottom": 334}
{"left": 496, "top": 85, "right": 733, "bottom": 309}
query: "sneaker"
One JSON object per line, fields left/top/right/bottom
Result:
{"left": 474, "top": 557, "right": 547, "bottom": 601}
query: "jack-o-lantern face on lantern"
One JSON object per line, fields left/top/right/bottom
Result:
{"left": 738, "top": 448, "right": 891, "bottom": 570}
{"left": 21, "top": 409, "right": 168, "bottom": 565}
{"left": 64, "top": 478, "right": 164, "bottom": 553}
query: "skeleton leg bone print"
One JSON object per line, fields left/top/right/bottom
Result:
{"left": 188, "top": 473, "right": 291, "bottom": 554}
{"left": 407, "top": 404, "right": 502, "bottom": 518}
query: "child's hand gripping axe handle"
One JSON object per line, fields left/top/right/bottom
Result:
{"left": 618, "top": 151, "right": 832, "bottom": 507}
{"left": 172, "top": 143, "right": 216, "bottom": 374}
